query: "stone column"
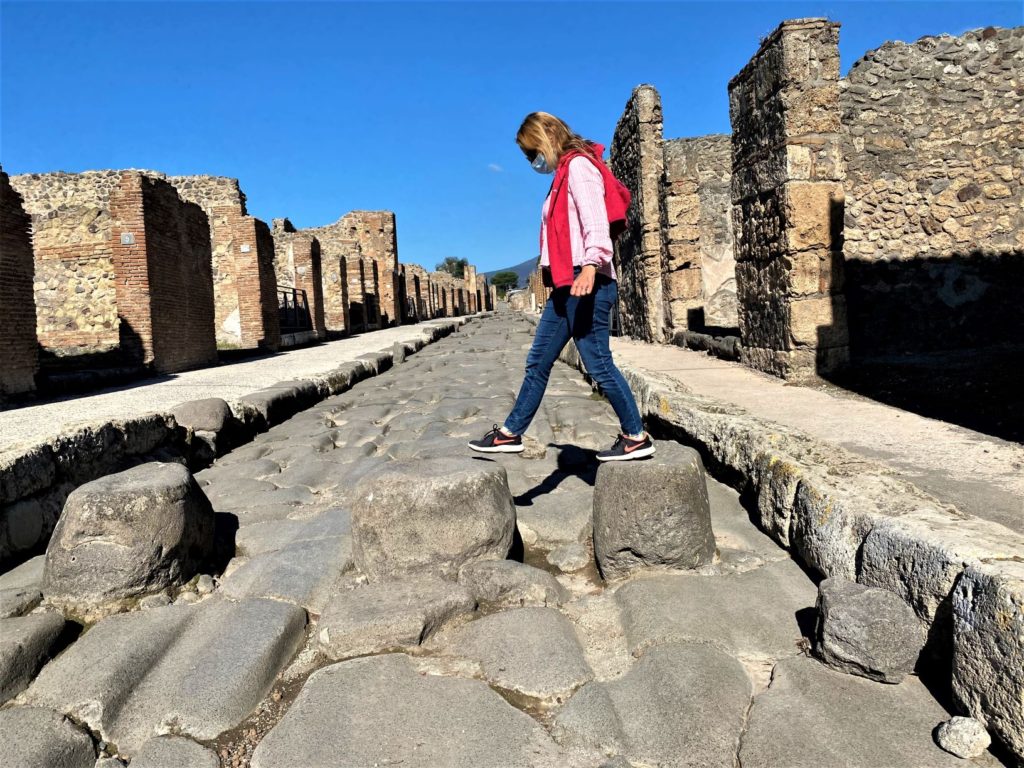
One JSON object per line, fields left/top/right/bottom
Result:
{"left": 729, "top": 18, "right": 849, "bottom": 379}
{"left": 0, "top": 168, "right": 38, "bottom": 397}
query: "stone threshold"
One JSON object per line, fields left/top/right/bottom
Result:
{"left": 527, "top": 314, "right": 1024, "bottom": 762}
{"left": 0, "top": 315, "right": 485, "bottom": 568}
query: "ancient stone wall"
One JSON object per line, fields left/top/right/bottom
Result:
{"left": 271, "top": 220, "right": 326, "bottom": 342}
{"left": 110, "top": 173, "right": 218, "bottom": 373}
{"left": 729, "top": 18, "right": 848, "bottom": 379}
{"left": 611, "top": 86, "right": 666, "bottom": 342}
{"left": 662, "top": 136, "right": 737, "bottom": 330}
{"left": 402, "top": 263, "right": 431, "bottom": 321}
{"left": 166, "top": 175, "right": 247, "bottom": 216}
{"left": 839, "top": 26, "right": 1024, "bottom": 356}
{"left": 0, "top": 169, "right": 39, "bottom": 397}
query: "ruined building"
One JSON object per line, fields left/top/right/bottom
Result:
{"left": 0, "top": 167, "right": 38, "bottom": 399}
{"left": 271, "top": 219, "right": 327, "bottom": 344}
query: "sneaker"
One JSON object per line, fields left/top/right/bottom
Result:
{"left": 468, "top": 424, "right": 525, "bottom": 454}
{"left": 596, "top": 433, "right": 656, "bottom": 462}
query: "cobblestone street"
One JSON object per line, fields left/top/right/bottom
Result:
{"left": 3, "top": 315, "right": 1007, "bottom": 767}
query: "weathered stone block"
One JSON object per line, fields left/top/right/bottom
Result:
{"left": 0, "top": 611, "right": 65, "bottom": 703}
{"left": 789, "top": 294, "right": 848, "bottom": 347}
{"left": 783, "top": 182, "right": 843, "bottom": 252}
{"left": 593, "top": 442, "right": 715, "bottom": 579}
{"left": 0, "top": 706, "right": 95, "bottom": 768}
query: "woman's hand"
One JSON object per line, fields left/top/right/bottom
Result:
{"left": 570, "top": 265, "right": 597, "bottom": 297}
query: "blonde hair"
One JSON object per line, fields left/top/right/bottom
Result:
{"left": 516, "top": 112, "right": 594, "bottom": 168}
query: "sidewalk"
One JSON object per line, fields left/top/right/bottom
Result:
{"left": 1, "top": 320, "right": 464, "bottom": 452}
{"left": 609, "top": 338, "right": 1024, "bottom": 534}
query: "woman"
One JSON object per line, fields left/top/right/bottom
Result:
{"left": 469, "top": 112, "right": 655, "bottom": 462}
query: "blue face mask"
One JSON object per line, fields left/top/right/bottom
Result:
{"left": 531, "top": 152, "right": 552, "bottom": 174}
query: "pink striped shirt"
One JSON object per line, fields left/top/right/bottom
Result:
{"left": 540, "top": 156, "right": 617, "bottom": 281}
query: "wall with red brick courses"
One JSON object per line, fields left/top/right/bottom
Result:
{"left": 109, "top": 173, "right": 217, "bottom": 373}
{"left": 272, "top": 219, "right": 327, "bottom": 341}
{"left": 0, "top": 169, "right": 39, "bottom": 397}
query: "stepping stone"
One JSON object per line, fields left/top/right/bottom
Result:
{"left": 457, "top": 559, "right": 568, "bottom": 609}
{"left": 0, "top": 706, "right": 95, "bottom": 768}
{"left": 739, "top": 656, "right": 965, "bottom": 768}
{"left": 615, "top": 558, "right": 817, "bottom": 660}
{"left": 553, "top": 642, "right": 751, "bottom": 768}
{"left": 23, "top": 596, "right": 305, "bottom": 757}
{"left": 351, "top": 457, "right": 516, "bottom": 580}
{"left": 593, "top": 442, "right": 716, "bottom": 579}
{"left": 132, "top": 736, "right": 220, "bottom": 768}
{"left": 815, "top": 577, "right": 926, "bottom": 683}
{"left": 318, "top": 576, "right": 475, "bottom": 660}
{"left": 441, "top": 607, "right": 592, "bottom": 704}
{"left": 221, "top": 534, "right": 353, "bottom": 613}
{"left": 170, "top": 398, "right": 232, "bottom": 434}
{"left": 250, "top": 654, "right": 564, "bottom": 768}
{"left": 0, "top": 611, "right": 66, "bottom": 703}
{"left": 44, "top": 462, "right": 215, "bottom": 618}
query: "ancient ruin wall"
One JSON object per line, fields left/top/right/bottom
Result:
{"left": 611, "top": 85, "right": 666, "bottom": 342}
{"left": 0, "top": 169, "right": 39, "bottom": 396}
{"left": 662, "top": 136, "right": 737, "bottom": 331}
{"left": 166, "top": 175, "right": 247, "bottom": 216}
{"left": 402, "top": 263, "right": 431, "bottom": 321}
{"left": 840, "top": 26, "right": 1024, "bottom": 356}
{"left": 272, "top": 220, "right": 327, "bottom": 341}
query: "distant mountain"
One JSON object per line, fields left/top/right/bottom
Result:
{"left": 482, "top": 257, "right": 537, "bottom": 292}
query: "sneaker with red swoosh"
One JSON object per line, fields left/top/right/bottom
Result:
{"left": 597, "top": 432, "right": 656, "bottom": 462}
{"left": 468, "top": 424, "right": 525, "bottom": 453}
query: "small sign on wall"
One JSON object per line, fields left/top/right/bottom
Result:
{"left": 120, "top": 232, "right": 135, "bottom": 245}
{"left": 240, "top": 244, "right": 251, "bottom": 253}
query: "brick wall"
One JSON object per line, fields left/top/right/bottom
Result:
{"left": 109, "top": 173, "right": 217, "bottom": 373}
{"left": 0, "top": 168, "right": 39, "bottom": 397}
{"left": 729, "top": 18, "right": 848, "bottom": 379}
{"left": 402, "top": 263, "right": 431, "bottom": 321}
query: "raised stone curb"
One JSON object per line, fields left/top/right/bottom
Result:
{"left": 0, "top": 317, "right": 468, "bottom": 566}
{"left": 554, "top": 334, "right": 1024, "bottom": 760}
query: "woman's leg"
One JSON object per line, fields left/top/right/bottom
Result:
{"left": 571, "top": 278, "right": 645, "bottom": 437}
{"left": 503, "top": 292, "right": 573, "bottom": 435}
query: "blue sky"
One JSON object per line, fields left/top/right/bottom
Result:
{"left": 2, "top": 1, "right": 1020, "bottom": 274}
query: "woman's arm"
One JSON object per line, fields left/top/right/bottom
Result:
{"left": 567, "top": 156, "right": 614, "bottom": 270}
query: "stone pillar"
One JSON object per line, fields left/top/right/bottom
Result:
{"left": 0, "top": 168, "right": 38, "bottom": 397}
{"left": 109, "top": 173, "right": 217, "bottom": 373}
{"left": 611, "top": 85, "right": 667, "bottom": 343}
{"left": 729, "top": 18, "right": 848, "bottom": 379}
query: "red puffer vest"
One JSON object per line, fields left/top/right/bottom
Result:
{"left": 541, "top": 142, "right": 631, "bottom": 288}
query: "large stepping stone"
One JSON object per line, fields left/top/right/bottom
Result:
{"left": 351, "top": 457, "right": 516, "bottom": 580}
{"left": 458, "top": 559, "right": 568, "bottom": 609}
{"left": 553, "top": 642, "right": 751, "bottom": 768}
{"left": 24, "top": 596, "right": 305, "bottom": 757}
{"left": 132, "top": 735, "right": 220, "bottom": 768}
{"left": 0, "top": 706, "right": 96, "bottom": 768}
{"left": 250, "top": 654, "right": 564, "bottom": 768}
{"left": 0, "top": 611, "right": 65, "bottom": 703}
{"left": 44, "top": 462, "right": 215, "bottom": 618}
{"left": 615, "top": 558, "right": 817, "bottom": 660}
{"left": 221, "top": 534, "right": 353, "bottom": 614}
{"left": 739, "top": 656, "right": 965, "bottom": 768}
{"left": 593, "top": 442, "right": 716, "bottom": 579}
{"left": 318, "top": 576, "right": 475, "bottom": 661}
{"left": 441, "top": 606, "right": 592, "bottom": 704}
{"left": 815, "top": 577, "right": 926, "bottom": 683}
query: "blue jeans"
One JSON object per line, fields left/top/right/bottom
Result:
{"left": 505, "top": 269, "right": 644, "bottom": 437}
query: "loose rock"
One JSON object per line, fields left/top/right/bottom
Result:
{"left": 815, "top": 577, "right": 926, "bottom": 683}
{"left": 593, "top": 441, "right": 716, "bottom": 579}
{"left": 936, "top": 716, "right": 992, "bottom": 759}
{"left": 44, "top": 462, "right": 215, "bottom": 618}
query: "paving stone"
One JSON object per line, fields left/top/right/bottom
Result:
{"left": 234, "top": 507, "right": 351, "bottom": 557}
{"left": 547, "top": 542, "right": 592, "bottom": 573}
{"left": 593, "top": 442, "right": 716, "bottom": 579}
{"left": 250, "top": 653, "right": 564, "bottom": 768}
{"left": 936, "top": 716, "right": 992, "bottom": 759}
{"left": 815, "top": 577, "right": 926, "bottom": 683}
{"left": 351, "top": 456, "right": 516, "bottom": 580}
{"left": 0, "top": 706, "right": 96, "bottom": 768}
{"left": 0, "top": 552, "right": 44, "bottom": 589}
{"left": 441, "top": 607, "right": 592, "bottom": 703}
{"left": 220, "top": 535, "right": 353, "bottom": 613}
{"left": 44, "top": 462, "right": 215, "bottom": 618}
{"left": 739, "top": 656, "right": 964, "bottom": 768}
{"left": 615, "top": 558, "right": 817, "bottom": 659}
{"left": 553, "top": 642, "right": 751, "bottom": 768}
{"left": 24, "top": 596, "right": 306, "bottom": 757}
{"left": 131, "top": 736, "right": 220, "bottom": 768}
{"left": 318, "top": 576, "right": 475, "bottom": 660}
{"left": 457, "top": 559, "right": 568, "bottom": 608}
{"left": 515, "top": 482, "right": 593, "bottom": 547}
{"left": 0, "top": 584, "right": 42, "bottom": 617}
{"left": 0, "top": 611, "right": 66, "bottom": 703}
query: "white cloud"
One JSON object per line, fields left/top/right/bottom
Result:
{"left": 487, "top": 163, "right": 503, "bottom": 172}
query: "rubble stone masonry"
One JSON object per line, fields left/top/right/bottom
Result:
{"left": 839, "top": 26, "right": 1024, "bottom": 356}
{"left": 272, "top": 219, "right": 327, "bottom": 341}
{"left": 0, "top": 168, "right": 39, "bottom": 397}
{"left": 729, "top": 18, "right": 849, "bottom": 379}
